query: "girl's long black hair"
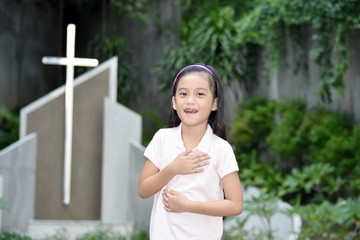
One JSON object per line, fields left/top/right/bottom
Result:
{"left": 167, "top": 64, "right": 227, "bottom": 140}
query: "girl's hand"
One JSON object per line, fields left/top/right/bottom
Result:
{"left": 162, "top": 189, "right": 190, "bottom": 213}
{"left": 170, "top": 149, "right": 210, "bottom": 175}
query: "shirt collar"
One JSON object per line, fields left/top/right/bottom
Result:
{"left": 174, "top": 123, "right": 213, "bottom": 153}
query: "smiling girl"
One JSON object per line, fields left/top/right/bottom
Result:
{"left": 138, "top": 64, "right": 243, "bottom": 240}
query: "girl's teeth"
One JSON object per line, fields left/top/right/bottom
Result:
{"left": 185, "top": 110, "right": 196, "bottom": 114}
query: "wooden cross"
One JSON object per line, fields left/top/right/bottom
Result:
{"left": 42, "top": 24, "right": 99, "bottom": 205}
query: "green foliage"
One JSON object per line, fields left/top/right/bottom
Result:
{"left": 0, "top": 106, "right": 19, "bottom": 150}
{"left": 155, "top": 3, "right": 245, "bottom": 90}
{"left": 232, "top": 97, "right": 360, "bottom": 204}
{"left": 0, "top": 232, "right": 32, "bottom": 240}
{"left": 159, "top": 0, "right": 360, "bottom": 101}
{"left": 40, "top": 228, "right": 69, "bottom": 240}
{"left": 76, "top": 224, "right": 126, "bottom": 240}
{"left": 279, "top": 163, "right": 344, "bottom": 204}
{"left": 225, "top": 195, "right": 360, "bottom": 239}
{"left": 237, "top": 151, "right": 283, "bottom": 193}
{"left": 234, "top": 0, "right": 360, "bottom": 101}
{"left": 224, "top": 190, "right": 285, "bottom": 240}
{"left": 231, "top": 98, "right": 276, "bottom": 153}
{"left": 295, "top": 198, "right": 360, "bottom": 239}
{"left": 231, "top": 98, "right": 360, "bottom": 238}
{"left": 110, "top": 0, "right": 155, "bottom": 24}
{"left": 245, "top": 192, "right": 280, "bottom": 238}
{"left": 129, "top": 229, "right": 149, "bottom": 240}
{"left": 266, "top": 100, "right": 306, "bottom": 163}
{"left": 224, "top": 186, "right": 360, "bottom": 239}
{"left": 140, "top": 109, "right": 166, "bottom": 146}
{"left": 0, "top": 226, "right": 149, "bottom": 240}
{"left": 87, "top": 36, "right": 138, "bottom": 105}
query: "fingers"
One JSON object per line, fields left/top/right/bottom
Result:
{"left": 162, "top": 189, "right": 174, "bottom": 212}
{"left": 195, "top": 157, "right": 210, "bottom": 166}
{"left": 167, "top": 189, "right": 177, "bottom": 195}
{"left": 189, "top": 153, "right": 210, "bottom": 173}
{"left": 175, "top": 150, "right": 211, "bottom": 175}
{"left": 162, "top": 190, "right": 169, "bottom": 210}
{"left": 180, "top": 148, "right": 193, "bottom": 157}
{"left": 192, "top": 168, "right": 204, "bottom": 173}
{"left": 190, "top": 152, "right": 210, "bottom": 162}
{"left": 163, "top": 189, "right": 176, "bottom": 196}
{"left": 192, "top": 154, "right": 210, "bottom": 169}
{"left": 163, "top": 197, "right": 170, "bottom": 212}
{"left": 190, "top": 161, "right": 208, "bottom": 173}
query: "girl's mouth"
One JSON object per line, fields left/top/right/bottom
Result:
{"left": 184, "top": 108, "right": 198, "bottom": 115}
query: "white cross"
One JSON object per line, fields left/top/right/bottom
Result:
{"left": 42, "top": 24, "right": 99, "bottom": 205}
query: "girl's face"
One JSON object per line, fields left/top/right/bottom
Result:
{"left": 172, "top": 72, "right": 217, "bottom": 128}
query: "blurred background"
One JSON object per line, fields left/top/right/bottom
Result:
{"left": 0, "top": 0, "right": 359, "bottom": 239}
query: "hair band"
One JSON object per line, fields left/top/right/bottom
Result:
{"left": 173, "top": 64, "right": 214, "bottom": 86}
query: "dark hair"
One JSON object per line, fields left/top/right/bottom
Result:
{"left": 167, "top": 64, "right": 227, "bottom": 140}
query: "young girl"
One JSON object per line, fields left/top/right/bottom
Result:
{"left": 138, "top": 64, "right": 243, "bottom": 239}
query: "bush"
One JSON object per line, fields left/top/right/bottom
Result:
{"left": 0, "top": 232, "right": 32, "bottom": 240}
{"left": 0, "top": 227, "right": 149, "bottom": 240}
{"left": 237, "top": 151, "right": 283, "bottom": 193}
{"left": 295, "top": 198, "right": 360, "bottom": 239}
{"left": 0, "top": 106, "right": 19, "bottom": 150}
{"left": 278, "top": 163, "right": 344, "bottom": 204}
{"left": 231, "top": 97, "right": 360, "bottom": 203}
{"left": 231, "top": 98, "right": 276, "bottom": 154}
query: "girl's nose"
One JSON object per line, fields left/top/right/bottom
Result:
{"left": 186, "top": 94, "right": 195, "bottom": 103}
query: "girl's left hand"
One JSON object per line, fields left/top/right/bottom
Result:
{"left": 162, "top": 189, "right": 190, "bottom": 213}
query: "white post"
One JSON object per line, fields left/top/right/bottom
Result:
{"left": 63, "top": 24, "right": 75, "bottom": 205}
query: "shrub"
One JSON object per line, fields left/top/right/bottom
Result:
{"left": 278, "top": 163, "right": 344, "bottom": 205}
{"left": 0, "top": 106, "right": 19, "bottom": 150}
{"left": 231, "top": 98, "right": 276, "bottom": 154}
{"left": 238, "top": 151, "right": 283, "bottom": 194}
{"left": 0, "top": 232, "right": 32, "bottom": 240}
{"left": 231, "top": 97, "right": 360, "bottom": 203}
{"left": 266, "top": 100, "right": 307, "bottom": 170}
{"left": 295, "top": 198, "right": 360, "bottom": 240}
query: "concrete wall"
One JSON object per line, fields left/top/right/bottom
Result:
{"left": 0, "top": 133, "right": 37, "bottom": 232}
{"left": 0, "top": 0, "right": 64, "bottom": 109}
{"left": 128, "top": 141, "right": 153, "bottom": 228}
{"left": 248, "top": 28, "right": 360, "bottom": 122}
{"left": 101, "top": 98, "right": 143, "bottom": 222}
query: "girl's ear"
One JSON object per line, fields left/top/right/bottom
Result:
{"left": 212, "top": 98, "right": 218, "bottom": 111}
{"left": 172, "top": 96, "right": 177, "bottom": 110}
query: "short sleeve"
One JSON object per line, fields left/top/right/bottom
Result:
{"left": 144, "top": 129, "right": 163, "bottom": 169}
{"left": 216, "top": 142, "right": 239, "bottom": 179}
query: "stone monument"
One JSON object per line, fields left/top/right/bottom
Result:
{"left": 0, "top": 24, "right": 152, "bottom": 239}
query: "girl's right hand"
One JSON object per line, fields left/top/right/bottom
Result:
{"left": 170, "top": 149, "right": 210, "bottom": 175}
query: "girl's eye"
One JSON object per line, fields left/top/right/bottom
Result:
{"left": 197, "top": 92, "right": 205, "bottom": 96}
{"left": 179, "top": 92, "right": 187, "bottom": 96}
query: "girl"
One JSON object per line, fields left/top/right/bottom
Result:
{"left": 138, "top": 64, "right": 243, "bottom": 239}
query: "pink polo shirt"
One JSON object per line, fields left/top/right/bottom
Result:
{"left": 144, "top": 124, "right": 239, "bottom": 240}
